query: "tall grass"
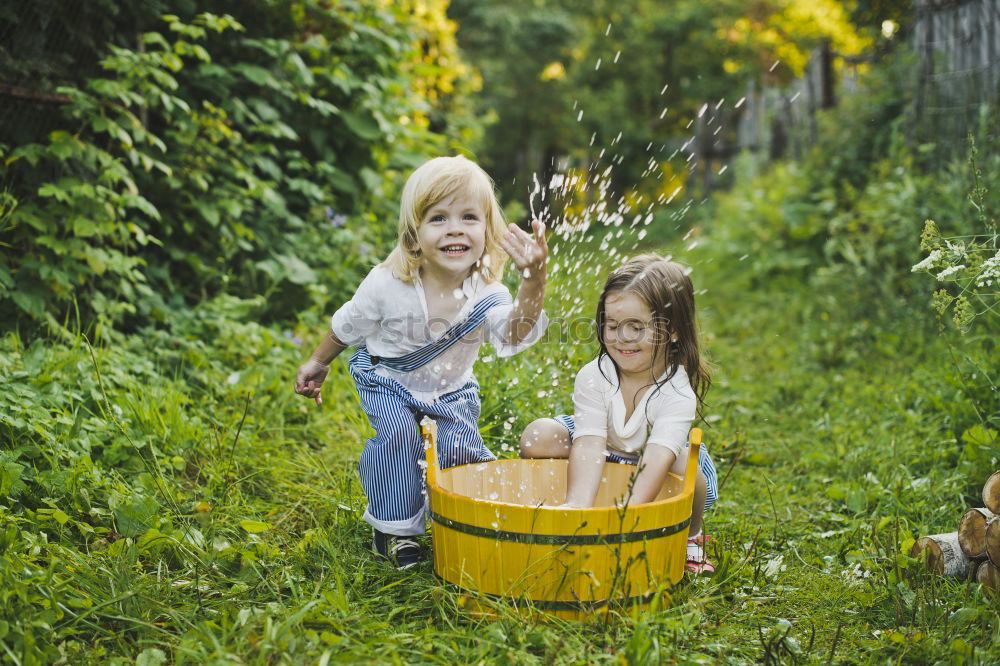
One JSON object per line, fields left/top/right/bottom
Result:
{"left": 3, "top": 162, "right": 999, "bottom": 663}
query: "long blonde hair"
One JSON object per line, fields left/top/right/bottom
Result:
{"left": 383, "top": 155, "right": 508, "bottom": 283}
{"left": 596, "top": 254, "right": 711, "bottom": 410}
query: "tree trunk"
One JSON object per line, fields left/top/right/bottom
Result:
{"left": 977, "top": 560, "right": 1000, "bottom": 592}
{"left": 911, "top": 532, "right": 972, "bottom": 578}
{"left": 986, "top": 517, "right": 1000, "bottom": 565}
{"left": 983, "top": 471, "right": 1000, "bottom": 514}
{"left": 958, "top": 507, "right": 995, "bottom": 559}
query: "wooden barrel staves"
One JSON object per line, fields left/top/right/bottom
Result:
{"left": 422, "top": 418, "right": 703, "bottom": 620}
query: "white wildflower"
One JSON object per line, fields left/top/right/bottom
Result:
{"left": 841, "top": 562, "right": 870, "bottom": 586}
{"left": 975, "top": 250, "right": 1000, "bottom": 288}
{"left": 936, "top": 265, "right": 965, "bottom": 281}
{"left": 911, "top": 249, "right": 942, "bottom": 272}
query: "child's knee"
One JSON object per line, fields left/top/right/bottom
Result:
{"left": 376, "top": 417, "right": 423, "bottom": 447}
{"left": 519, "top": 418, "right": 568, "bottom": 458}
{"left": 519, "top": 419, "right": 547, "bottom": 457}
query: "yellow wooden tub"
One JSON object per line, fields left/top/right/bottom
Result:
{"left": 422, "top": 418, "right": 702, "bottom": 620}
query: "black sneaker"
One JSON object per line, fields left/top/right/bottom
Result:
{"left": 372, "top": 529, "right": 425, "bottom": 569}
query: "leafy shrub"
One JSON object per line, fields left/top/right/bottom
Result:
{"left": 0, "top": 4, "right": 477, "bottom": 336}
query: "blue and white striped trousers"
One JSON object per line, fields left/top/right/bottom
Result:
{"left": 349, "top": 347, "right": 495, "bottom": 536}
{"left": 553, "top": 414, "right": 719, "bottom": 511}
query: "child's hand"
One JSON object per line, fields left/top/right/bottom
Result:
{"left": 501, "top": 219, "right": 548, "bottom": 280}
{"left": 295, "top": 358, "right": 329, "bottom": 406}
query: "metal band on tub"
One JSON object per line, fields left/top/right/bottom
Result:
{"left": 428, "top": 510, "right": 690, "bottom": 545}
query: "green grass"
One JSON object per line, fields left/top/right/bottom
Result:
{"left": 2, "top": 219, "right": 999, "bottom": 664}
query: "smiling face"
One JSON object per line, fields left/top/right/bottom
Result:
{"left": 602, "top": 290, "right": 668, "bottom": 380}
{"left": 415, "top": 191, "right": 487, "bottom": 283}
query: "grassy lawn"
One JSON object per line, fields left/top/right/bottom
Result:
{"left": 2, "top": 218, "right": 997, "bottom": 664}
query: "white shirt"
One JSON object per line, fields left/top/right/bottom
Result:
{"left": 571, "top": 355, "right": 697, "bottom": 466}
{"left": 331, "top": 264, "right": 549, "bottom": 402}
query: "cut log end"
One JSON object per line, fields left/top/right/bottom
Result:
{"left": 958, "top": 508, "right": 995, "bottom": 558}
{"left": 983, "top": 471, "right": 1000, "bottom": 515}
{"left": 977, "top": 560, "right": 1000, "bottom": 592}
{"left": 986, "top": 518, "right": 1000, "bottom": 566}
{"left": 911, "top": 532, "right": 972, "bottom": 578}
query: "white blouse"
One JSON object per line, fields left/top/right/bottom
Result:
{"left": 571, "top": 355, "right": 697, "bottom": 465}
{"left": 331, "top": 264, "right": 549, "bottom": 402}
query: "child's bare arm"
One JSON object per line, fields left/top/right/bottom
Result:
{"left": 294, "top": 331, "right": 348, "bottom": 406}
{"left": 310, "top": 330, "right": 348, "bottom": 365}
{"left": 501, "top": 219, "right": 548, "bottom": 345}
{"left": 626, "top": 445, "right": 676, "bottom": 505}
{"left": 563, "top": 435, "right": 606, "bottom": 507}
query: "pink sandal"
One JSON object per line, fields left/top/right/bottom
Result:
{"left": 685, "top": 536, "right": 715, "bottom": 574}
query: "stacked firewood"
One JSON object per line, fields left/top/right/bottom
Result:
{"left": 910, "top": 471, "right": 1000, "bottom": 590}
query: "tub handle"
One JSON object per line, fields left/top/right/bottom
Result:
{"left": 684, "top": 428, "right": 702, "bottom": 497}
{"left": 421, "top": 416, "right": 439, "bottom": 489}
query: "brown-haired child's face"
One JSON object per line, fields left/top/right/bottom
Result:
{"left": 602, "top": 291, "right": 667, "bottom": 379}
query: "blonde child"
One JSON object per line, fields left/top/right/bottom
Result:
{"left": 295, "top": 155, "right": 549, "bottom": 568}
{"left": 519, "top": 254, "right": 718, "bottom": 573}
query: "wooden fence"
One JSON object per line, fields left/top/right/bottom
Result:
{"left": 913, "top": 0, "right": 1000, "bottom": 149}
{"left": 714, "top": 0, "right": 1000, "bottom": 176}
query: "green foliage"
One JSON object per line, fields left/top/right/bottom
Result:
{"left": 908, "top": 140, "right": 999, "bottom": 459}
{"left": 1, "top": 3, "right": 478, "bottom": 336}
{"left": 804, "top": 50, "right": 912, "bottom": 192}
{"left": 1, "top": 2, "right": 998, "bottom": 663}
{"left": 912, "top": 145, "right": 999, "bottom": 334}
{"left": 3, "top": 226, "right": 1000, "bottom": 662}
{"left": 450, "top": 0, "right": 870, "bottom": 209}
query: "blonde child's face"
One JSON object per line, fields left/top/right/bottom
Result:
{"left": 416, "top": 191, "right": 487, "bottom": 282}
{"left": 603, "top": 291, "right": 666, "bottom": 378}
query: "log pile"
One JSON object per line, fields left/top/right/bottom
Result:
{"left": 911, "top": 471, "right": 1000, "bottom": 590}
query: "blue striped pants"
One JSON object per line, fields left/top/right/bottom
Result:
{"left": 349, "top": 348, "right": 495, "bottom": 536}
{"left": 553, "top": 415, "right": 719, "bottom": 511}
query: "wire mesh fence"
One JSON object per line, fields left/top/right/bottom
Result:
{"left": 729, "top": 0, "right": 999, "bottom": 169}
{"left": 0, "top": 2, "right": 163, "bottom": 150}
{"left": 913, "top": 0, "right": 1000, "bottom": 153}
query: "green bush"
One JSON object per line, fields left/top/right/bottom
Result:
{"left": 0, "top": 4, "right": 477, "bottom": 337}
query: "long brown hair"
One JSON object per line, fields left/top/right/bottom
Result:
{"left": 595, "top": 254, "right": 711, "bottom": 412}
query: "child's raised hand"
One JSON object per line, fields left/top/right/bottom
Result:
{"left": 500, "top": 219, "right": 548, "bottom": 279}
{"left": 294, "top": 358, "right": 329, "bottom": 406}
